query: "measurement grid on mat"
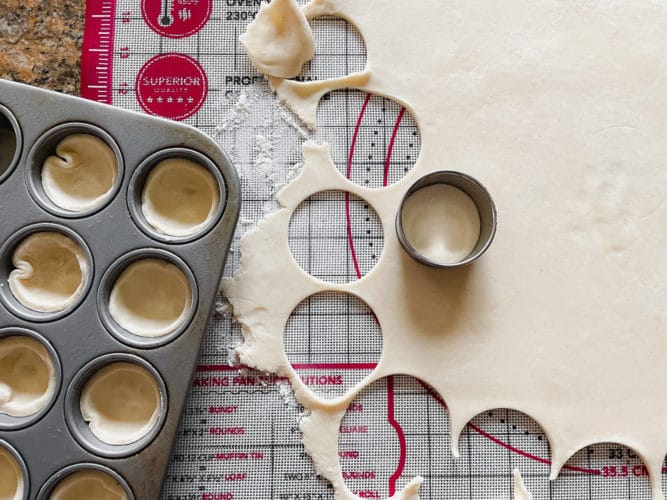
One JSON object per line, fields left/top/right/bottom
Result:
{"left": 80, "top": 1, "right": 664, "bottom": 498}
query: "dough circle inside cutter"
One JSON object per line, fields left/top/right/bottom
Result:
{"left": 80, "top": 362, "right": 161, "bottom": 446}
{"left": 0, "top": 336, "right": 57, "bottom": 418}
{"left": 49, "top": 469, "right": 127, "bottom": 500}
{"left": 108, "top": 258, "right": 192, "bottom": 338}
{"left": 401, "top": 183, "right": 481, "bottom": 265}
{"left": 41, "top": 134, "right": 118, "bottom": 212}
{"left": 8, "top": 231, "right": 88, "bottom": 313}
{"left": 141, "top": 157, "right": 220, "bottom": 238}
{"left": 0, "top": 444, "right": 23, "bottom": 500}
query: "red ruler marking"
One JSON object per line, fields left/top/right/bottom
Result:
{"left": 81, "top": 0, "right": 116, "bottom": 103}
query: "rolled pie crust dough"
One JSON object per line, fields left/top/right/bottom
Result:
{"left": 9, "top": 232, "right": 88, "bottom": 313}
{"left": 80, "top": 362, "right": 161, "bottom": 446}
{"left": 0, "top": 445, "right": 23, "bottom": 500}
{"left": 226, "top": 0, "right": 667, "bottom": 499}
{"left": 141, "top": 158, "right": 220, "bottom": 238}
{"left": 109, "top": 259, "right": 191, "bottom": 338}
{"left": 42, "top": 134, "right": 118, "bottom": 212}
{"left": 0, "top": 336, "right": 57, "bottom": 417}
{"left": 50, "top": 469, "right": 128, "bottom": 500}
{"left": 401, "top": 184, "right": 481, "bottom": 265}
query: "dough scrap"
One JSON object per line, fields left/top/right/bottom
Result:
{"left": 141, "top": 158, "right": 220, "bottom": 238}
{"left": 109, "top": 259, "right": 191, "bottom": 338}
{"left": 9, "top": 232, "right": 88, "bottom": 313}
{"left": 512, "top": 469, "right": 533, "bottom": 500}
{"left": 80, "top": 362, "right": 160, "bottom": 446}
{"left": 401, "top": 184, "right": 480, "bottom": 265}
{"left": 228, "top": 0, "right": 667, "bottom": 499}
{"left": 240, "top": 0, "right": 315, "bottom": 79}
{"left": 42, "top": 134, "right": 118, "bottom": 212}
{"left": 0, "top": 445, "right": 23, "bottom": 500}
{"left": 0, "top": 336, "right": 57, "bottom": 417}
{"left": 50, "top": 469, "right": 128, "bottom": 500}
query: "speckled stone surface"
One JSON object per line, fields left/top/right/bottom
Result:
{"left": 0, "top": 0, "right": 84, "bottom": 95}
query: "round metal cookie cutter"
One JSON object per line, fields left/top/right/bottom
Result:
{"left": 396, "top": 170, "right": 497, "bottom": 268}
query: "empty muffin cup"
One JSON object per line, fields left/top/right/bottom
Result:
{"left": 26, "top": 123, "right": 123, "bottom": 217}
{"left": 128, "top": 148, "right": 226, "bottom": 243}
{"left": 396, "top": 171, "right": 497, "bottom": 268}
{"left": 0, "top": 440, "right": 27, "bottom": 500}
{"left": 7, "top": 231, "right": 89, "bottom": 314}
{"left": 0, "top": 104, "right": 21, "bottom": 184}
{"left": 65, "top": 354, "right": 168, "bottom": 458}
{"left": 38, "top": 463, "right": 132, "bottom": 500}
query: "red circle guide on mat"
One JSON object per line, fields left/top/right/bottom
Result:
{"left": 142, "top": 0, "right": 212, "bottom": 38}
{"left": 135, "top": 53, "right": 208, "bottom": 121}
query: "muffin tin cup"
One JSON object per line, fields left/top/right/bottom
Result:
{"left": 36, "top": 462, "right": 134, "bottom": 500}
{"left": 0, "top": 223, "right": 94, "bottom": 323}
{"left": 127, "top": 147, "right": 227, "bottom": 244}
{"left": 25, "top": 122, "right": 125, "bottom": 219}
{"left": 0, "top": 438, "right": 30, "bottom": 500}
{"left": 0, "top": 104, "right": 22, "bottom": 184}
{"left": 97, "top": 249, "right": 199, "bottom": 349}
{"left": 0, "top": 328, "right": 62, "bottom": 431}
{"left": 64, "top": 353, "right": 169, "bottom": 459}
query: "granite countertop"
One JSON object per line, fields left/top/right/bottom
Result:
{"left": 0, "top": 0, "right": 84, "bottom": 95}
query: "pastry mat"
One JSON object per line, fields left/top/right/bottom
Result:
{"left": 79, "top": 1, "right": 663, "bottom": 498}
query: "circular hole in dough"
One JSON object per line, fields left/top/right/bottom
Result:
{"left": 8, "top": 232, "right": 88, "bottom": 313}
{"left": 109, "top": 258, "right": 192, "bottom": 337}
{"left": 0, "top": 336, "right": 57, "bottom": 418}
{"left": 80, "top": 362, "right": 161, "bottom": 446}
{"left": 49, "top": 469, "right": 127, "bottom": 500}
{"left": 0, "top": 444, "right": 23, "bottom": 500}
{"left": 316, "top": 92, "right": 421, "bottom": 188}
{"left": 284, "top": 292, "right": 382, "bottom": 399}
{"left": 288, "top": 190, "right": 384, "bottom": 283}
{"left": 141, "top": 158, "right": 220, "bottom": 237}
{"left": 41, "top": 134, "right": 118, "bottom": 212}
{"left": 401, "top": 183, "right": 481, "bottom": 265}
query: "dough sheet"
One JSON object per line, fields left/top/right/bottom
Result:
{"left": 42, "top": 133, "right": 118, "bottom": 212}
{"left": 109, "top": 258, "right": 191, "bottom": 337}
{"left": 141, "top": 158, "right": 219, "bottom": 238}
{"left": 0, "top": 444, "right": 23, "bottom": 500}
{"left": 0, "top": 336, "right": 56, "bottom": 418}
{"left": 8, "top": 232, "right": 88, "bottom": 313}
{"left": 49, "top": 469, "right": 128, "bottom": 500}
{"left": 80, "top": 362, "right": 161, "bottom": 446}
{"left": 225, "top": 0, "right": 667, "bottom": 499}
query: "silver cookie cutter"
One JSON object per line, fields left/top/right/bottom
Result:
{"left": 396, "top": 170, "right": 497, "bottom": 268}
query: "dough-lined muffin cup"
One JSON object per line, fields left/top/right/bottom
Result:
{"left": 64, "top": 353, "right": 168, "bottom": 458}
{"left": 128, "top": 148, "right": 226, "bottom": 244}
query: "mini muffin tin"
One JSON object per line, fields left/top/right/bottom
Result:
{"left": 0, "top": 79, "right": 240, "bottom": 499}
